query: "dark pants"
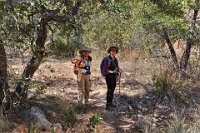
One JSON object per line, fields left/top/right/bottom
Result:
{"left": 105, "top": 74, "right": 117, "bottom": 106}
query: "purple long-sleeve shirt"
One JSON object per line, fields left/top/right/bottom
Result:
{"left": 103, "top": 56, "right": 119, "bottom": 75}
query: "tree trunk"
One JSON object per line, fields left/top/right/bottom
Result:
{"left": 180, "top": 9, "right": 199, "bottom": 70}
{"left": 0, "top": 40, "right": 8, "bottom": 102}
{"left": 0, "top": 40, "right": 11, "bottom": 111}
{"left": 162, "top": 28, "right": 179, "bottom": 69}
{"left": 14, "top": 19, "right": 47, "bottom": 98}
{"left": 13, "top": 3, "right": 84, "bottom": 101}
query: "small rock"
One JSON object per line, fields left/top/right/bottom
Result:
{"left": 134, "top": 119, "right": 149, "bottom": 129}
{"left": 118, "top": 106, "right": 129, "bottom": 112}
{"left": 45, "top": 81, "right": 52, "bottom": 86}
{"left": 154, "top": 113, "right": 159, "bottom": 118}
{"left": 36, "top": 94, "right": 47, "bottom": 99}
{"left": 152, "top": 117, "right": 159, "bottom": 122}
{"left": 128, "top": 105, "right": 134, "bottom": 112}
{"left": 27, "top": 91, "right": 35, "bottom": 99}
{"left": 152, "top": 123, "right": 156, "bottom": 127}
{"left": 46, "top": 110, "right": 57, "bottom": 118}
{"left": 76, "top": 114, "right": 85, "bottom": 121}
{"left": 21, "top": 106, "right": 52, "bottom": 130}
{"left": 124, "top": 72, "right": 132, "bottom": 76}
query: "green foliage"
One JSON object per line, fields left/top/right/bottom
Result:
{"left": 87, "top": 113, "right": 102, "bottom": 133}
{"left": 1, "top": 0, "right": 199, "bottom": 58}
{"left": 63, "top": 106, "right": 77, "bottom": 128}
{"left": 101, "top": 0, "right": 131, "bottom": 19}
{"left": 49, "top": 37, "right": 82, "bottom": 57}
{"left": 152, "top": 74, "right": 172, "bottom": 97}
{"left": 83, "top": 10, "right": 132, "bottom": 50}
{"left": 141, "top": 0, "right": 200, "bottom": 45}
{"left": 152, "top": 72, "right": 190, "bottom": 105}
{"left": 35, "top": 84, "right": 47, "bottom": 96}
{"left": 28, "top": 124, "right": 36, "bottom": 133}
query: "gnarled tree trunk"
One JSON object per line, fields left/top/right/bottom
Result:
{"left": 14, "top": 19, "right": 47, "bottom": 98}
{"left": 13, "top": 1, "right": 84, "bottom": 101}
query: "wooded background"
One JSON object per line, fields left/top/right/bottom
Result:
{"left": 0, "top": 0, "right": 199, "bottom": 127}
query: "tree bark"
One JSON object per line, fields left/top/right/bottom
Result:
{"left": 180, "top": 9, "right": 199, "bottom": 70}
{"left": 0, "top": 40, "right": 8, "bottom": 101}
{"left": 161, "top": 28, "right": 179, "bottom": 69}
{"left": 14, "top": 19, "right": 47, "bottom": 98}
{"left": 13, "top": 3, "right": 84, "bottom": 101}
{"left": 0, "top": 40, "right": 10, "bottom": 110}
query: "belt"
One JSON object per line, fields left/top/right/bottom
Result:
{"left": 82, "top": 73, "right": 91, "bottom": 75}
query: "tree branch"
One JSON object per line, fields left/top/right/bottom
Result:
{"left": 180, "top": 6, "right": 199, "bottom": 70}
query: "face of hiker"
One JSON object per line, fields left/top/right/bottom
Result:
{"left": 83, "top": 51, "right": 89, "bottom": 57}
{"left": 110, "top": 48, "right": 117, "bottom": 57}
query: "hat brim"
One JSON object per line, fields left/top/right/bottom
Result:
{"left": 107, "top": 46, "right": 119, "bottom": 54}
{"left": 79, "top": 49, "right": 91, "bottom": 54}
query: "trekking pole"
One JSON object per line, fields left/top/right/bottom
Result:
{"left": 118, "top": 70, "right": 122, "bottom": 94}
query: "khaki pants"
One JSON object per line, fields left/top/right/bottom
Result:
{"left": 77, "top": 74, "right": 91, "bottom": 104}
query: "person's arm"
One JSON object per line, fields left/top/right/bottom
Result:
{"left": 115, "top": 58, "right": 122, "bottom": 72}
{"left": 104, "top": 58, "right": 116, "bottom": 74}
{"left": 103, "top": 58, "right": 110, "bottom": 74}
{"left": 71, "top": 59, "right": 79, "bottom": 64}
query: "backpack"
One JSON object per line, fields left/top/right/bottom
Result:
{"left": 100, "top": 56, "right": 112, "bottom": 76}
{"left": 73, "top": 63, "right": 78, "bottom": 75}
{"left": 73, "top": 56, "right": 92, "bottom": 75}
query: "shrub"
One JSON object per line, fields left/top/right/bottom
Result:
{"left": 63, "top": 106, "right": 77, "bottom": 128}
{"left": 87, "top": 113, "right": 102, "bottom": 133}
{"left": 35, "top": 84, "right": 47, "bottom": 96}
{"left": 152, "top": 70, "right": 190, "bottom": 105}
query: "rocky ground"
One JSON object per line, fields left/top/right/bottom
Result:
{"left": 2, "top": 55, "right": 200, "bottom": 133}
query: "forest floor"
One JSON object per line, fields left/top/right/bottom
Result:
{"left": 3, "top": 55, "right": 200, "bottom": 133}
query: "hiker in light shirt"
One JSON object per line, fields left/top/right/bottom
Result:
{"left": 71, "top": 46, "right": 92, "bottom": 106}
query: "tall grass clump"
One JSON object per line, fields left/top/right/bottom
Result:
{"left": 152, "top": 69, "right": 191, "bottom": 106}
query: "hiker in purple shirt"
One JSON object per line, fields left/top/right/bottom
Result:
{"left": 101, "top": 46, "right": 121, "bottom": 110}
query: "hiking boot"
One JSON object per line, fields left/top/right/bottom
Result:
{"left": 106, "top": 106, "right": 114, "bottom": 111}
{"left": 85, "top": 103, "right": 91, "bottom": 108}
{"left": 107, "top": 103, "right": 116, "bottom": 108}
{"left": 110, "top": 104, "right": 116, "bottom": 108}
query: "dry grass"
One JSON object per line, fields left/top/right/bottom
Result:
{"left": 118, "top": 50, "right": 200, "bottom": 133}
{"left": 5, "top": 49, "right": 200, "bottom": 133}
{"left": 0, "top": 115, "right": 12, "bottom": 132}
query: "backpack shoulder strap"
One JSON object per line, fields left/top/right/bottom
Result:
{"left": 104, "top": 56, "right": 112, "bottom": 67}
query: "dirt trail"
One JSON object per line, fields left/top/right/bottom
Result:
{"left": 8, "top": 57, "right": 154, "bottom": 132}
{"left": 8, "top": 56, "right": 200, "bottom": 133}
{"left": 28, "top": 57, "right": 145, "bottom": 133}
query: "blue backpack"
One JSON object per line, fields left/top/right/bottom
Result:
{"left": 100, "top": 56, "right": 112, "bottom": 76}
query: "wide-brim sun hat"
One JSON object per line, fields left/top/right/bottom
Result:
{"left": 107, "top": 46, "right": 119, "bottom": 54}
{"left": 79, "top": 46, "right": 91, "bottom": 54}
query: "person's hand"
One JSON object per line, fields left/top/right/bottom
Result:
{"left": 108, "top": 70, "right": 113, "bottom": 73}
{"left": 71, "top": 59, "right": 79, "bottom": 64}
{"left": 118, "top": 68, "right": 122, "bottom": 73}
{"left": 113, "top": 69, "right": 118, "bottom": 73}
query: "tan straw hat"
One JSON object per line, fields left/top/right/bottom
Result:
{"left": 79, "top": 46, "right": 91, "bottom": 54}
